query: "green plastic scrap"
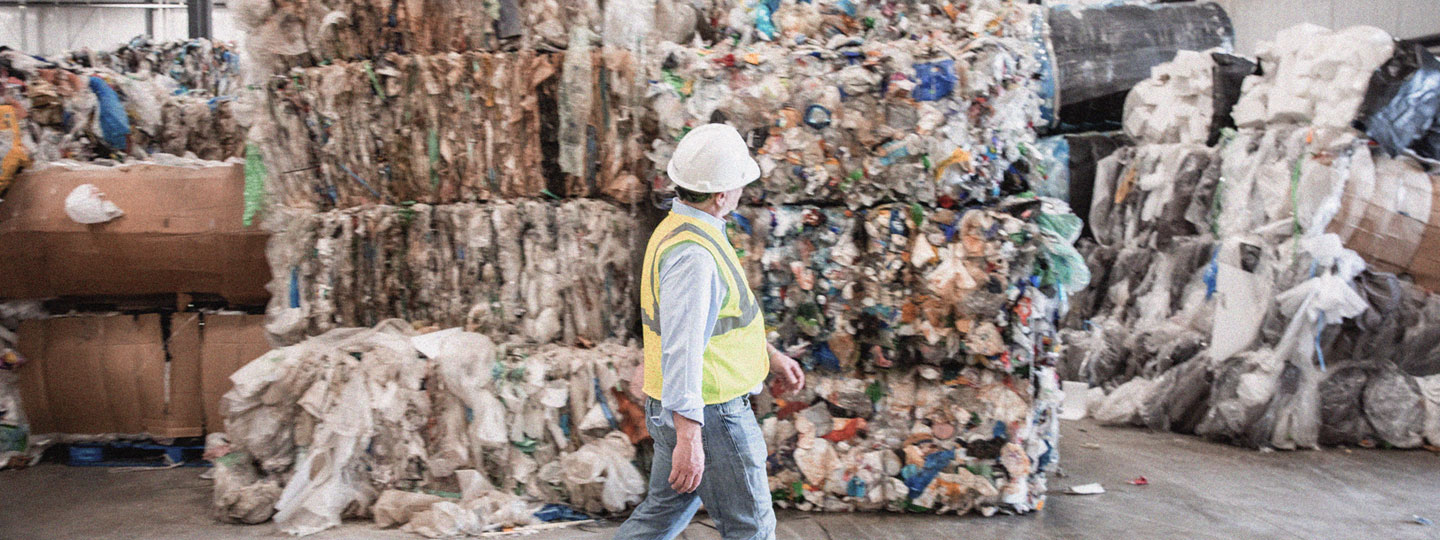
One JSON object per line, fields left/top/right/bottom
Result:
{"left": 662, "top": 69, "right": 691, "bottom": 98}
{"left": 513, "top": 438, "right": 538, "bottom": 455}
{"left": 363, "top": 60, "right": 384, "bottom": 96}
{"left": 1035, "top": 212, "right": 1083, "bottom": 243}
{"left": 424, "top": 489, "right": 463, "bottom": 499}
{"left": 909, "top": 202, "right": 924, "bottom": 227}
{"left": 428, "top": 128, "right": 441, "bottom": 191}
{"left": 965, "top": 462, "right": 994, "bottom": 479}
{"left": 242, "top": 143, "right": 266, "bottom": 227}
{"left": 865, "top": 381, "right": 884, "bottom": 402}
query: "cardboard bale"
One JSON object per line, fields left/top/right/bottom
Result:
{"left": 14, "top": 321, "right": 54, "bottom": 434}
{"left": 16, "top": 313, "right": 205, "bottom": 436}
{"left": 20, "top": 315, "right": 150, "bottom": 434}
{"left": 0, "top": 163, "right": 270, "bottom": 304}
{"left": 146, "top": 313, "right": 205, "bottom": 438}
{"left": 200, "top": 314, "right": 271, "bottom": 432}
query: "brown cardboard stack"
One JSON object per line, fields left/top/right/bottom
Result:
{"left": 1326, "top": 158, "right": 1440, "bottom": 291}
{"left": 14, "top": 312, "right": 270, "bottom": 436}
{"left": 199, "top": 314, "right": 271, "bottom": 431}
{"left": 0, "top": 163, "right": 270, "bottom": 304}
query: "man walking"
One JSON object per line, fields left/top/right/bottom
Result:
{"left": 614, "top": 124, "right": 805, "bottom": 540}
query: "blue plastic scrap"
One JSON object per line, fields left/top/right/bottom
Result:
{"left": 88, "top": 76, "right": 131, "bottom": 151}
{"left": 804, "top": 104, "right": 832, "bottom": 129}
{"left": 904, "top": 450, "right": 955, "bottom": 499}
{"left": 912, "top": 60, "right": 957, "bottom": 102}
{"left": 534, "top": 504, "right": 591, "bottom": 522}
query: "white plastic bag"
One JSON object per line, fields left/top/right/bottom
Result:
{"left": 63, "top": 184, "right": 124, "bottom": 224}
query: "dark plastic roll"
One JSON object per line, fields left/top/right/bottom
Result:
{"left": 1049, "top": 2, "right": 1235, "bottom": 107}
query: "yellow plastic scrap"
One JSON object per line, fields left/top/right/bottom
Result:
{"left": 932, "top": 148, "right": 973, "bottom": 181}
{"left": 1113, "top": 165, "right": 1138, "bottom": 204}
{"left": 0, "top": 104, "right": 32, "bottom": 192}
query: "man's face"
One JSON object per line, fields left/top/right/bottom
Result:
{"left": 716, "top": 186, "right": 744, "bottom": 215}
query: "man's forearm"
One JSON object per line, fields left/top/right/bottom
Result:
{"left": 674, "top": 411, "right": 702, "bottom": 443}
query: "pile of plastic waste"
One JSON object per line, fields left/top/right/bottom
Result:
{"left": 81, "top": 36, "right": 241, "bottom": 97}
{"left": 647, "top": 1, "right": 1048, "bottom": 208}
{"left": 263, "top": 200, "right": 639, "bottom": 346}
{"left": 0, "top": 39, "right": 243, "bottom": 164}
{"left": 212, "top": 320, "right": 647, "bottom": 536}
{"left": 1061, "top": 25, "right": 1440, "bottom": 451}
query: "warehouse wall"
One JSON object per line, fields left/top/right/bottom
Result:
{"left": 0, "top": 2, "right": 1435, "bottom": 63}
{"left": 1214, "top": 0, "right": 1440, "bottom": 54}
{"left": 0, "top": 5, "right": 237, "bottom": 57}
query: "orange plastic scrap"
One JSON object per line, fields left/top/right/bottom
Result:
{"left": 821, "top": 418, "right": 867, "bottom": 442}
{"left": 1113, "top": 165, "right": 1139, "bottom": 204}
{"left": 612, "top": 389, "right": 650, "bottom": 444}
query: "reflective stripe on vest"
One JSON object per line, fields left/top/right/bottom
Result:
{"left": 640, "top": 222, "right": 759, "bottom": 338}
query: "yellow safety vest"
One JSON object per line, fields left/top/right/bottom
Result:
{"left": 641, "top": 211, "right": 768, "bottom": 404}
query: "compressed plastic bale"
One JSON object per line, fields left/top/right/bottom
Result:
{"left": 1363, "top": 368, "right": 1426, "bottom": 448}
{"left": 647, "top": 3, "right": 1048, "bottom": 208}
{"left": 1231, "top": 24, "right": 1394, "bottom": 128}
{"left": 264, "top": 200, "right": 639, "bottom": 345}
{"left": 253, "top": 51, "right": 555, "bottom": 209}
{"left": 1123, "top": 49, "right": 1221, "bottom": 145}
{"left": 1419, "top": 375, "right": 1440, "bottom": 446}
{"left": 1317, "top": 365, "right": 1376, "bottom": 446}
{"left": 1093, "top": 377, "right": 1156, "bottom": 426}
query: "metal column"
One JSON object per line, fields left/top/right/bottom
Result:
{"left": 186, "top": 0, "right": 211, "bottom": 39}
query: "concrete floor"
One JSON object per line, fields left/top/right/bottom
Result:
{"left": 1, "top": 420, "right": 1437, "bottom": 540}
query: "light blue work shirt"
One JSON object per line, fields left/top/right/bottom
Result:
{"left": 654, "top": 200, "right": 764, "bottom": 427}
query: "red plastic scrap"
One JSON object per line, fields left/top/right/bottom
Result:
{"left": 1128, "top": 476, "right": 1149, "bottom": 486}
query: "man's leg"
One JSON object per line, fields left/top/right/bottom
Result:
{"left": 695, "top": 396, "right": 776, "bottom": 540}
{"left": 613, "top": 398, "right": 702, "bottom": 540}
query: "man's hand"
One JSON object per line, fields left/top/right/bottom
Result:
{"left": 669, "top": 414, "right": 704, "bottom": 493}
{"left": 768, "top": 344, "right": 805, "bottom": 397}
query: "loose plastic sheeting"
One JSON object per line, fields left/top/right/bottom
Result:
{"left": 264, "top": 200, "right": 638, "bottom": 346}
{"left": 1230, "top": 24, "right": 1395, "bottom": 129}
{"left": 1356, "top": 43, "right": 1440, "bottom": 162}
{"left": 213, "top": 322, "right": 647, "bottom": 536}
{"left": 647, "top": 1, "right": 1048, "bottom": 208}
{"left": 1063, "top": 26, "right": 1440, "bottom": 451}
{"left": 250, "top": 49, "right": 645, "bottom": 210}
{"left": 0, "top": 39, "right": 243, "bottom": 164}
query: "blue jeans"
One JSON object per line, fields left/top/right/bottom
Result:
{"left": 613, "top": 396, "right": 776, "bottom": 540}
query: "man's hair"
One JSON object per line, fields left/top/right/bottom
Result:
{"left": 674, "top": 186, "right": 714, "bottom": 204}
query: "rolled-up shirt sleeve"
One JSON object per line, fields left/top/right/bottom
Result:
{"left": 656, "top": 244, "right": 719, "bottom": 427}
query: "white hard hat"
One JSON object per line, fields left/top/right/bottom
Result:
{"left": 666, "top": 123, "right": 761, "bottom": 193}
